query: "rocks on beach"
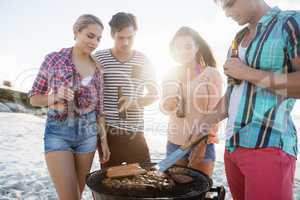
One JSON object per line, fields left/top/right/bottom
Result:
{"left": 0, "top": 87, "right": 46, "bottom": 115}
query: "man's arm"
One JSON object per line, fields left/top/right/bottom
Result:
{"left": 224, "top": 14, "right": 300, "bottom": 98}
{"left": 137, "top": 57, "right": 159, "bottom": 107}
{"left": 194, "top": 90, "right": 229, "bottom": 135}
{"left": 244, "top": 58, "right": 300, "bottom": 98}
{"left": 201, "top": 91, "right": 229, "bottom": 125}
{"left": 136, "top": 81, "right": 159, "bottom": 107}
{"left": 224, "top": 57, "right": 300, "bottom": 98}
{"left": 190, "top": 90, "right": 229, "bottom": 142}
{"left": 119, "top": 82, "right": 158, "bottom": 112}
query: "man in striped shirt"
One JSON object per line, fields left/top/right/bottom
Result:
{"left": 191, "top": 0, "right": 300, "bottom": 199}
{"left": 94, "top": 12, "right": 158, "bottom": 168}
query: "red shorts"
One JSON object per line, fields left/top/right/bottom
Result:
{"left": 224, "top": 147, "right": 296, "bottom": 200}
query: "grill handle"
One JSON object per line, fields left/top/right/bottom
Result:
{"left": 205, "top": 186, "right": 226, "bottom": 200}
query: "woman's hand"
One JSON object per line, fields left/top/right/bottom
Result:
{"left": 160, "top": 96, "right": 179, "bottom": 114}
{"left": 99, "top": 137, "right": 111, "bottom": 164}
{"left": 30, "top": 86, "right": 72, "bottom": 107}
{"left": 96, "top": 117, "right": 110, "bottom": 164}
{"left": 207, "top": 133, "right": 219, "bottom": 144}
{"left": 55, "top": 85, "right": 74, "bottom": 102}
{"left": 189, "top": 122, "right": 219, "bottom": 145}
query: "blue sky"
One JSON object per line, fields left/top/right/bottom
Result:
{"left": 0, "top": 0, "right": 299, "bottom": 91}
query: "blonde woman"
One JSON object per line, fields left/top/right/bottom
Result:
{"left": 28, "top": 14, "right": 110, "bottom": 199}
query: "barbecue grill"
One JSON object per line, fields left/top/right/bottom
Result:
{"left": 86, "top": 163, "right": 225, "bottom": 200}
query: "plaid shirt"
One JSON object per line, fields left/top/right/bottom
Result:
{"left": 226, "top": 7, "right": 300, "bottom": 158}
{"left": 28, "top": 47, "right": 104, "bottom": 120}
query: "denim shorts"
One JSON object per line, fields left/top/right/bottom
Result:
{"left": 44, "top": 109, "right": 99, "bottom": 154}
{"left": 166, "top": 141, "right": 216, "bottom": 162}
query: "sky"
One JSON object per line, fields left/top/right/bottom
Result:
{"left": 0, "top": 0, "right": 300, "bottom": 91}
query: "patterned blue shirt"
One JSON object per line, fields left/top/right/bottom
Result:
{"left": 226, "top": 7, "right": 300, "bottom": 158}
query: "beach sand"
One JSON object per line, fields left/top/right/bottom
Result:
{"left": 0, "top": 112, "right": 299, "bottom": 199}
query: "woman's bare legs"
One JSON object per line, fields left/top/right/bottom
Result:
{"left": 189, "top": 142, "right": 215, "bottom": 177}
{"left": 74, "top": 152, "right": 95, "bottom": 197}
{"left": 45, "top": 151, "right": 80, "bottom": 200}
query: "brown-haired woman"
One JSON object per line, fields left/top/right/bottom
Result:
{"left": 161, "top": 26, "right": 223, "bottom": 176}
{"left": 28, "top": 14, "right": 110, "bottom": 199}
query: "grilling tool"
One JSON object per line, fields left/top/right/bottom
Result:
{"left": 156, "top": 134, "right": 209, "bottom": 172}
{"left": 105, "top": 135, "right": 209, "bottom": 178}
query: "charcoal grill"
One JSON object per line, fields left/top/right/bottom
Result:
{"left": 86, "top": 163, "right": 225, "bottom": 200}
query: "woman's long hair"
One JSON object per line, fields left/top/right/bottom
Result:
{"left": 170, "top": 26, "right": 216, "bottom": 68}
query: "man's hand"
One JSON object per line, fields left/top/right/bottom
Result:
{"left": 118, "top": 96, "right": 139, "bottom": 112}
{"left": 223, "top": 58, "right": 249, "bottom": 81}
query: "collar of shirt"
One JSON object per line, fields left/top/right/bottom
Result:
{"left": 59, "top": 47, "right": 73, "bottom": 65}
{"left": 258, "top": 7, "right": 281, "bottom": 27}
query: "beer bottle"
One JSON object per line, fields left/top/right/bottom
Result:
{"left": 118, "top": 86, "right": 127, "bottom": 119}
{"left": 66, "top": 72, "right": 78, "bottom": 125}
{"left": 228, "top": 39, "right": 241, "bottom": 85}
{"left": 176, "top": 83, "right": 186, "bottom": 118}
{"left": 68, "top": 72, "right": 78, "bottom": 115}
